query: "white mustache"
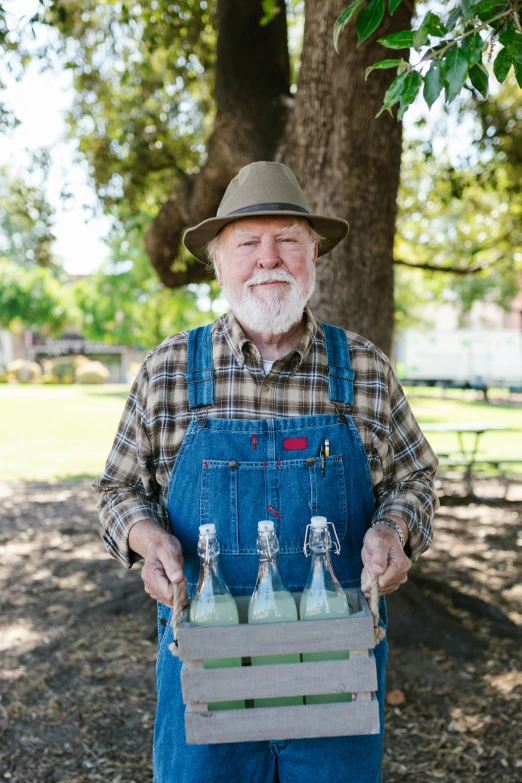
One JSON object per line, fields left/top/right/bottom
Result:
{"left": 246, "top": 271, "right": 296, "bottom": 287}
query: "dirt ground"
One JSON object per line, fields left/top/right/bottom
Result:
{"left": 1, "top": 477, "right": 521, "bottom": 783}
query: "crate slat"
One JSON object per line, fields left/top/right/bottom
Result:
{"left": 181, "top": 654, "right": 377, "bottom": 703}
{"left": 177, "top": 613, "right": 374, "bottom": 659}
{"left": 185, "top": 698, "right": 380, "bottom": 744}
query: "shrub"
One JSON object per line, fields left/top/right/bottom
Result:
{"left": 75, "top": 360, "right": 110, "bottom": 384}
{"left": 7, "top": 359, "right": 42, "bottom": 383}
{"left": 47, "top": 355, "right": 89, "bottom": 384}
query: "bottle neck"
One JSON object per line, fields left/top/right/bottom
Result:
{"left": 196, "top": 549, "right": 229, "bottom": 597}
{"left": 255, "top": 551, "right": 287, "bottom": 594}
{"left": 306, "top": 538, "right": 342, "bottom": 594}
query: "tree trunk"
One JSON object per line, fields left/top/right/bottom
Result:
{"left": 145, "top": 0, "right": 413, "bottom": 354}
{"left": 145, "top": 0, "right": 290, "bottom": 287}
{"left": 279, "top": 0, "right": 412, "bottom": 355}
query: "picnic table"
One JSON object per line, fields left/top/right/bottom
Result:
{"left": 421, "top": 424, "right": 522, "bottom": 500}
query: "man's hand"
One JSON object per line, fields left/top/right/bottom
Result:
{"left": 361, "top": 523, "right": 411, "bottom": 599}
{"left": 128, "top": 519, "right": 186, "bottom": 608}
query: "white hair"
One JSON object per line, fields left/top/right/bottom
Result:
{"left": 222, "top": 265, "right": 316, "bottom": 335}
{"left": 204, "top": 220, "right": 324, "bottom": 271}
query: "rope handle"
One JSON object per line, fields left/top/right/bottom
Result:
{"left": 168, "top": 580, "right": 188, "bottom": 656}
{"left": 369, "top": 571, "right": 386, "bottom": 645}
{"left": 168, "top": 573, "right": 385, "bottom": 656}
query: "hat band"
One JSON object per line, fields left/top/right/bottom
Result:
{"left": 227, "top": 202, "right": 310, "bottom": 216}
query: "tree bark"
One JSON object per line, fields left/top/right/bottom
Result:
{"left": 145, "top": 0, "right": 413, "bottom": 355}
{"left": 145, "top": 0, "right": 291, "bottom": 287}
{"left": 279, "top": 0, "right": 413, "bottom": 355}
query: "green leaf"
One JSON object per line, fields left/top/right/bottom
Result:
{"left": 423, "top": 60, "right": 443, "bottom": 107}
{"left": 462, "top": 32, "right": 484, "bottom": 66}
{"left": 443, "top": 46, "right": 470, "bottom": 102}
{"left": 334, "top": 0, "right": 366, "bottom": 53}
{"left": 445, "top": 5, "right": 462, "bottom": 32}
{"left": 377, "top": 30, "right": 415, "bottom": 49}
{"left": 376, "top": 70, "right": 409, "bottom": 116}
{"left": 357, "top": 0, "right": 385, "bottom": 44}
{"left": 422, "top": 12, "right": 448, "bottom": 37}
{"left": 365, "top": 58, "right": 402, "bottom": 79}
{"left": 388, "top": 0, "right": 403, "bottom": 16}
{"left": 397, "top": 70, "right": 422, "bottom": 119}
{"left": 493, "top": 47, "right": 512, "bottom": 82}
{"left": 413, "top": 26, "right": 430, "bottom": 52}
{"left": 514, "top": 60, "right": 522, "bottom": 88}
{"left": 468, "top": 61, "right": 489, "bottom": 97}
{"left": 499, "top": 25, "right": 522, "bottom": 55}
{"left": 472, "top": 0, "right": 507, "bottom": 13}
{"left": 461, "top": 0, "right": 476, "bottom": 21}
{"left": 260, "top": 0, "right": 281, "bottom": 27}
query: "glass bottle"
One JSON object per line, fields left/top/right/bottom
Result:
{"left": 248, "top": 520, "right": 302, "bottom": 707}
{"left": 300, "top": 516, "right": 352, "bottom": 704}
{"left": 189, "top": 523, "right": 244, "bottom": 710}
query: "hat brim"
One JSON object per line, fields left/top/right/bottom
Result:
{"left": 182, "top": 211, "right": 349, "bottom": 263}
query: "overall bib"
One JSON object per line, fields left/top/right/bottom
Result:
{"left": 154, "top": 323, "right": 388, "bottom": 783}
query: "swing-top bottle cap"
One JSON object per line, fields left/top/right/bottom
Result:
{"left": 199, "top": 523, "right": 216, "bottom": 536}
{"left": 310, "top": 516, "right": 328, "bottom": 529}
{"left": 258, "top": 520, "right": 275, "bottom": 532}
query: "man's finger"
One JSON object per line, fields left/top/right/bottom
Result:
{"left": 369, "top": 545, "right": 390, "bottom": 575}
{"left": 374, "top": 558, "right": 401, "bottom": 587}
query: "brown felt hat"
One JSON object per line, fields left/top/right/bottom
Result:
{"left": 182, "top": 161, "right": 349, "bottom": 262}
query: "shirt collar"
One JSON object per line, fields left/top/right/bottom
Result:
{"left": 221, "top": 306, "right": 318, "bottom": 371}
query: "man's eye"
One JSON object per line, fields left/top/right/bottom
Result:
{"left": 280, "top": 238, "right": 296, "bottom": 242}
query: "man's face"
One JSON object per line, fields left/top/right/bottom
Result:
{"left": 214, "top": 216, "right": 318, "bottom": 335}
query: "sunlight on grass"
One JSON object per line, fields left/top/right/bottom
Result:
{"left": 0, "top": 384, "right": 129, "bottom": 481}
{"left": 0, "top": 383, "right": 520, "bottom": 482}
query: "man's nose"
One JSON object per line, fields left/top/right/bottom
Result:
{"left": 256, "top": 240, "right": 281, "bottom": 268}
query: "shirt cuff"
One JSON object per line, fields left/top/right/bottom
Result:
{"left": 372, "top": 498, "right": 432, "bottom": 562}
{"left": 99, "top": 492, "right": 169, "bottom": 569}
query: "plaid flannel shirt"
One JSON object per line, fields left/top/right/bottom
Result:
{"left": 92, "top": 307, "right": 439, "bottom": 568}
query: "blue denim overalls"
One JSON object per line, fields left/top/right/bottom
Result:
{"left": 154, "top": 323, "right": 388, "bottom": 783}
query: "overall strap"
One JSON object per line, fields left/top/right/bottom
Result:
{"left": 321, "top": 322, "right": 354, "bottom": 406}
{"left": 185, "top": 324, "right": 215, "bottom": 409}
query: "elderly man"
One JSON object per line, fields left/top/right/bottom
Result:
{"left": 93, "top": 161, "right": 438, "bottom": 783}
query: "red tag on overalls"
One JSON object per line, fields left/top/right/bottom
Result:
{"left": 283, "top": 438, "right": 308, "bottom": 451}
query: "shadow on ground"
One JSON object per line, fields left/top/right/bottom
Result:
{"left": 1, "top": 479, "right": 521, "bottom": 782}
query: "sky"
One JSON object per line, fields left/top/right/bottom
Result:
{"left": 0, "top": 0, "right": 477, "bottom": 278}
{"left": 1, "top": 1, "right": 111, "bottom": 275}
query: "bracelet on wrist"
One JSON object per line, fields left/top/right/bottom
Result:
{"left": 371, "top": 518, "right": 406, "bottom": 549}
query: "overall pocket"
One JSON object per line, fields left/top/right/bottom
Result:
{"left": 277, "top": 455, "right": 349, "bottom": 554}
{"left": 200, "top": 460, "right": 266, "bottom": 554}
{"left": 199, "top": 455, "right": 349, "bottom": 556}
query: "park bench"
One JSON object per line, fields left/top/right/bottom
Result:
{"left": 422, "top": 424, "right": 521, "bottom": 501}
{"left": 436, "top": 456, "right": 522, "bottom": 500}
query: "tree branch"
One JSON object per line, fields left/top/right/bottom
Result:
{"left": 394, "top": 258, "right": 486, "bottom": 275}
{"left": 144, "top": 0, "right": 291, "bottom": 287}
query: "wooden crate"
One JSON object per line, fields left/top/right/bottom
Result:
{"left": 176, "top": 589, "right": 380, "bottom": 744}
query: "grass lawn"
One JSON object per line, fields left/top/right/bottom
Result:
{"left": 0, "top": 384, "right": 130, "bottom": 482}
{"left": 405, "top": 387, "right": 522, "bottom": 468}
{"left": 0, "top": 383, "right": 520, "bottom": 482}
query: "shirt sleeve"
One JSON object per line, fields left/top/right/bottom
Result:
{"left": 91, "top": 359, "right": 168, "bottom": 569}
{"left": 372, "top": 364, "right": 439, "bottom": 562}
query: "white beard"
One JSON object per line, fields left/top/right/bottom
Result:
{"left": 222, "top": 267, "right": 316, "bottom": 335}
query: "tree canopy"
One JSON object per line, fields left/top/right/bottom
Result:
{"left": 1, "top": 0, "right": 521, "bottom": 351}
{"left": 336, "top": 0, "right": 522, "bottom": 117}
